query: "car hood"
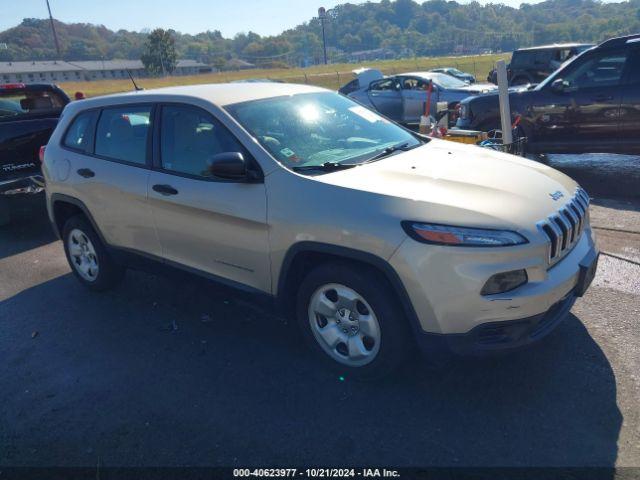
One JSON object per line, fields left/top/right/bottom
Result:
{"left": 315, "top": 139, "right": 579, "bottom": 231}
{"left": 448, "top": 82, "right": 496, "bottom": 94}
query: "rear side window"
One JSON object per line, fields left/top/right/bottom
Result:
{"left": 63, "top": 110, "right": 98, "bottom": 152}
{"left": 160, "top": 104, "right": 247, "bottom": 178}
{"left": 511, "top": 51, "right": 533, "bottom": 68}
{"left": 0, "top": 89, "right": 66, "bottom": 119}
{"left": 95, "top": 106, "right": 151, "bottom": 165}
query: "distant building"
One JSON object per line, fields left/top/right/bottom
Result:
{"left": 224, "top": 59, "right": 256, "bottom": 71}
{"left": 0, "top": 59, "right": 212, "bottom": 83}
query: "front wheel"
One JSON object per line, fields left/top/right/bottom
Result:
{"left": 296, "top": 263, "right": 413, "bottom": 378}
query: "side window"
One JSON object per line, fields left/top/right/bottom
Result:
{"left": 370, "top": 78, "right": 398, "bottom": 91}
{"left": 533, "top": 50, "right": 552, "bottom": 65}
{"left": 511, "top": 52, "right": 531, "bottom": 68}
{"left": 564, "top": 51, "right": 629, "bottom": 89}
{"left": 94, "top": 105, "right": 151, "bottom": 165}
{"left": 402, "top": 77, "right": 428, "bottom": 90}
{"left": 63, "top": 110, "right": 97, "bottom": 152}
{"left": 160, "top": 105, "right": 246, "bottom": 178}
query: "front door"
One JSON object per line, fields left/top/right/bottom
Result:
{"left": 618, "top": 47, "right": 640, "bottom": 153}
{"left": 367, "top": 78, "right": 403, "bottom": 121}
{"left": 535, "top": 49, "right": 628, "bottom": 152}
{"left": 147, "top": 104, "right": 270, "bottom": 292}
{"left": 400, "top": 76, "right": 432, "bottom": 124}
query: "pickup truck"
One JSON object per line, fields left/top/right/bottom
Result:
{"left": 0, "top": 83, "right": 70, "bottom": 224}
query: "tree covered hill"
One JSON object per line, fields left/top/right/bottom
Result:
{"left": 1, "top": 0, "right": 639, "bottom": 67}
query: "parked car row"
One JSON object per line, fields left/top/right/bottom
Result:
{"left": 339, "top": 68, "right": 494, "bottom": 125}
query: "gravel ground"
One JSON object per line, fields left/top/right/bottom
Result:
{"left": 0, "top": 155, "right": 639, "bottom": 470}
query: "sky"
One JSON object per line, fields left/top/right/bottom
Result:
{"left": 0, "top": 0, "right": 621, "bottom": 37}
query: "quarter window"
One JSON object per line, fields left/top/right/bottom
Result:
{"left": 94, "top": 106, "right": 151, "bottom": 165}
{"left": 63, "top": 110, "right": 97, "bottom": 152}
{"left": 159, "top": 105, "right": 246, "bottom": 178}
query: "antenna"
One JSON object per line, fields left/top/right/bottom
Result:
{"left": 126, "top": 69, "right": 143, "bottom": 91}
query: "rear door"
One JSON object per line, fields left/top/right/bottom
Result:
{"left": 147, "top": 103, "right": 270, "bottom": 292}
{"left": 65, "top": 104, "right": 161, "bottom": 256}
{"left": 367, "top": 78, "right": 403, "bottom": 121}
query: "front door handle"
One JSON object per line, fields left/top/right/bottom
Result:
{"left": 152, "top": 184, "right": 179, "bottom": 196}
{"left": 592, "top": 95, "right": 613, "bottom": 102}
{"left": 77, "top": 168, "right": 95, "bottom": 178}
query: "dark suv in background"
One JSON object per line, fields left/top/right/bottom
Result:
{"left": 488, "top": 43, "right": 593, "bottom": 86}
{"left": 458, "top": 34, "right": 640, "bottom": 155}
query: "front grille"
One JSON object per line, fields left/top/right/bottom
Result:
{"left": 538, "top": 188, "right": 590, "bottom": 264}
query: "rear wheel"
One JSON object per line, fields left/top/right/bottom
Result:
{"left": 62, "top": 215, "right": 124, "bottom": 291}
{"left": 296, "top": 262, "right": 412, "bottom": 378}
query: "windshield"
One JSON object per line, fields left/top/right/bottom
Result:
{"left": 225, "top": 92, "right": 422, "bottom": 170}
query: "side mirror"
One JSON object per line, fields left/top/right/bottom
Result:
{"left": 551, "top": 78, "right": 569, "bottom": 93}
{"left": 394, "top": 82, "right": 401, "bottom": 91}
{"left": 208, "top": 152, "right": 247, "bottom": 180}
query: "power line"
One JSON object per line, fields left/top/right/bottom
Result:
{"left": 45, "top": 0, "right": 61, "bottom": 58}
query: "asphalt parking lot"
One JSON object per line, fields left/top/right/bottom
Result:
{"left": 1, "top": 154, "right": 639, "bottom": 469}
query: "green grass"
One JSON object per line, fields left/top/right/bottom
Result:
{"left": 59, "top": 53, "right": 509, "bottom": 97}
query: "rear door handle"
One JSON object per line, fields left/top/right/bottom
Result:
{"left": 77, "top": 168, "right": 95, "bottom": 178}
{"left": 152, "top": 184, "right": 179, "bottom": 196}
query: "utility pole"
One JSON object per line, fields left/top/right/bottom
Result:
{"left": 318, "top": 7, "right": 328, "bottom": 65}
{"left": 46, "top": 0, "right": 62, "bottom": 58}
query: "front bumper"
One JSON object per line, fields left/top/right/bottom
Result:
{"left": 416, "top": 291, "right": 576, "bottom": 355}
{"left": 389, "top": 226, "right": 598, "bottom": 338}
{"left": 0, "top": 175, "right": 45, "bottom": 195}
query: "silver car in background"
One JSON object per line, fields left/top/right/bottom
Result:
{"left": 340, "top": 69, "right": 496, "bottom": 125}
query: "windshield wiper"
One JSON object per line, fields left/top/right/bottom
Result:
{"left": 291, "top": 161, "right": 357, "bottom": 173}
{"left": 363, "top": 142, "right": 420, "bottom": 164}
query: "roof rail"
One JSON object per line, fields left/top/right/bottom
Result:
{"left": 598, "top": 33, "right": 640, "bottom": 49}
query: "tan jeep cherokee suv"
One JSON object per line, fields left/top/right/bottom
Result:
{"left": 43, "top": 83, "right": 598, "bottom": 376}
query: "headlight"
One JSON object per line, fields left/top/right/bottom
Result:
{"left": 402, "top": 222, "right": 528, "bottom": 247}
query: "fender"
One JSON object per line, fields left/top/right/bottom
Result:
{"left": 277, "top": 241, "right": 425, "bottom": 336}
{"left": 49, "top": 193, "right": 107, "bottom": 245}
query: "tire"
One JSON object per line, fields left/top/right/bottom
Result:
{"left": 62, "top": 214, "right": 124, "bottom": 291}
{"left": 296, "top": 262, "right": 413, "bottom": 379}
